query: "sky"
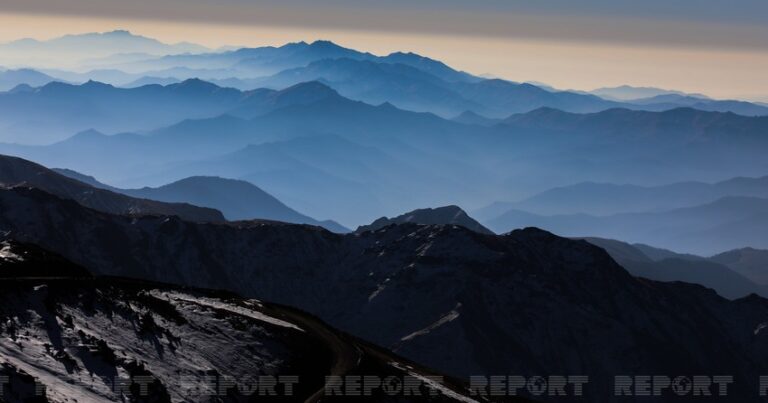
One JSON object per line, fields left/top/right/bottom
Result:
{"left": 0, "top": 0, "right": 766, "bottom": 100}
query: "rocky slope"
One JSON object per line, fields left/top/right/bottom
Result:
{"left": 0, "top": 239, "right": 516, "bottom": 403}
{"left": 3, "top": 186, "right": 768, "bottom": 401}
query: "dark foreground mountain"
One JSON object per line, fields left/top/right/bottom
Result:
{"left": 0, "top": 154, "right": 224, "bottom": 222}
{"left": 0, "top": 239, "right": 90, "bottom": 278}
{"left": 4, "top": 187, "right": 768, "bottom": 401}
{"left": 357, "top": 206, "right": 493, "bottom": 235}
{"left": 0, "top": 241, "right": 500, "bottom": 402}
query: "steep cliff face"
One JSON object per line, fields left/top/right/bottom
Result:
{"left": 3, "top": 187, "right": 768, "bottom": 401}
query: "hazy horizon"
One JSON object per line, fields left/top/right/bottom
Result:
{"left": 1, "top": 2, "right": 767, "bottom": 100}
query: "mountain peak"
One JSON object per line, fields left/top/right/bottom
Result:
{"left": 105, "top": 29, "right": 134, "bottom": 36}
{"left": 356, "top": 205, "right": 494, "bottom": 235}
{"left": 82, "top": 79, "right": 113, "bottom": 89}
{"left": 275, "top": 81, "right": 341, "bottom": 101}
{"left": 8, "top": 83, "right": 34, "bottom": 93}
{"left": 171, "top": 78, "right": 221, "bottom": 92}
{"left": 309, "top": 39, "right": 342, "bottom": 48}
{"left": 69, "top": 129, "right": 107, "bottom": 140}
{"left": 378, "top": 101, "right": 398, "bottom": 110}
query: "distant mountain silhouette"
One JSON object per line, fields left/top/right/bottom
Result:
{"left": 631, "top": 243, "right": 705, "bottom": 262}
{"left": 0, "top": 68, "right": 59, "bottom": 91}
{"left": 257, "top": 58, "right": 636, "bottom": 117}
{"left": 711, "top": 248, "right": 768, "bottom": 286}
{"left": 590, "top": 85, "right": 708, "bottom": 101}
{"left": 4, "top": 89, "right": 768, "bottom": 231}
{"left": 123, "top": 176, "right": 350, "bottom": 232}
{"left": 255, "top": 58, "right": 482, "bottom": 117}
{"left": 123, "top": 75, "right": 181, "bottom": 87}
{"left": 503, "top": 107, "right": 768, "bottom": 141}
{"left": 485, "top": 196, "right": 768, "bottom": 254}
{"left": 623, "top": 93, "right": 768, "bottom": 116}
{"left": 454, "top": 79, "right": 623, "bottom": 117}
{"left": 629, "top": 241, "right": 768, "bottom": 288}
{"left": 476, "top": 176, "right": 768, "bottom": 217}
{"left": 137, "top": 40, "right": 476, "bottom": 82}
{"left": 686, "top": 99, "right": 768, "bottom": 116}
{"left": 630, "top": 93, "right": 711, "bottom": 105}
{"left": 451, "top": 110, "right": 501, "bottom": 126}
{"left": 0, "top": 30, "right": 208, "bottom": 67}
{"left": 584, "top": 237, "right": 768, "bottom": 299}
{"left": 0, "top": 154, "right": 224, "bottom": 222}
{"left": 0, "top": 79, "right": 343, "bottom": 144}
{"left": 53, "top": 168, "right": 349, "bottom": 232}
{"left": 357, "top": 206, "right": 494, "bottom": 235}
{"left": 107, "top": 39, "right": 768, "bottom": 117}
{"left": 379, "top": 52, "right": 479, "bottom": 83}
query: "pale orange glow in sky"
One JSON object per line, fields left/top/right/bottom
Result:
{"left": 0, "top": 12, "right": 766, "bottom": 100}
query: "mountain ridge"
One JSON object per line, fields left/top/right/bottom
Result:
{"left": 3, "top": 185, "right": 768, "bottom": 400}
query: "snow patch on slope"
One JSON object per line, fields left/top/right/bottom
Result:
{"left": 153, "top": 290, "right": 304, "bottom": 332}
{"left": 389, "top": 361, "right": 481, "bottom": 403}
{"left": 0, "top": 241, "right": 24, "bottom": 262}
{"left": 401, "top": 303, "right": 462, "bottom": 341}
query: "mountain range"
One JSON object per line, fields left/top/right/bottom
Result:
{"left": 475, "top": 176, "right": 768, "bottom": 218}
{"left": 0, "top": 34, "right": 766, "bottom": 252}
{"left": 2, "top": 36, "right": 767, "bottom": 123}
{"left": 0, "top": 79, "right": 350, "bottom": 144}
{"left": 2, "top": 28, "right": 768, "bottom": 403}
{"left": 11, "top": 153, "right": 768, "bottom": 303}
{"left": 589, "top": 85, "right": 709, "bottom": 101}
{"left": 4, "top": 184, "right": 768, "bottom": 401}
{"left": 119, "top": 40, "right": 768, "bottom": 117}
{"left": 0, "top": 30, "right": 209, "bottom": 68}
{"left": 483, "top": 196, "right": 768, "bottom": 255}
{"left": 3, "top": 83, "right": 768, "bottom": 233}
{"left": 583, "top": 237, "right": 768, "bottom": 299}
